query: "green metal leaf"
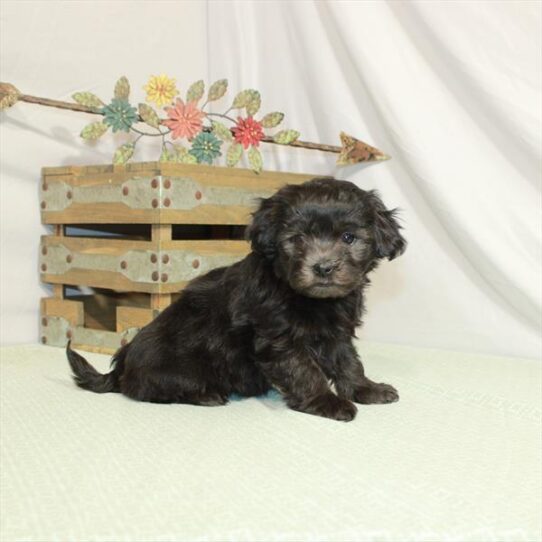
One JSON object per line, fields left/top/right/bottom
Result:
{"left": 114, "top": 76, "right": 130, "bottom": 100}
{"left": 232, "top": 89, "right": 254, "bottom": 109}
{"left": 180, "top": 152, "right": 198, "bottom": 164}
{"left": 113, "top": 142, "right": 135, "bottom": 165}
{"left": 211, "top": 120, "right": 233, "bottom": 141}
{"left": 160, "top": 144, "right": 189, "bottom": 162}
{"left": 248, "top": 146, "right": 263, "bottom": 174}
{"left": 72, "top": 92, "right": 104, "bottom": 109}
{"left": 171, "top": 144, "right": 188, "bottom": 161}
{"left": 208, "top": 79, "right": 228, "bottom": 101}
{"left": 80, "top": 121, "right": 108, "bottom": 140}
{"left": 226, "top": 142, "right": 243, "bottom": 167}
{"left": 159, "top": 147, "right": 173, "bottom": 162}
{"left": 246, "top": 90, "right": 261, "bottom": 116}
{"left": 273, "top": 129, "right": 300, "bottom": 145}
{"left": 138, "top": 103, "right": 160, "bottom": 129}
{"left": 261, "top": 112, "right": 284, "bottom": 128}
{"left": 186, "top": 80, "right": 205, "bottom": 103}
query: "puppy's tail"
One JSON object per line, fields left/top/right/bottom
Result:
{"left": 66, "top": 341, "right": 125, "bottom": 393}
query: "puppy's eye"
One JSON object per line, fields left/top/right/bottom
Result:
{"left": 341, "top": 232, "right": 356, "bottom": 245}
{"left": 286, "top": 234, "right": 303, "bottom": 244}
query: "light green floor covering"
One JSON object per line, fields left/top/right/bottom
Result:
{"left": 1, "top": 342, "right": 541, "bottom": 542}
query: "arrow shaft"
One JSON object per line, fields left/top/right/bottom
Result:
{"left": 19, "top": 94, "right": 100, "bottom": 115}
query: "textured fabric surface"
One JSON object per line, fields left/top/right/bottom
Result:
{"left": 1, "top": 342, "right": 540, "bottom": 542}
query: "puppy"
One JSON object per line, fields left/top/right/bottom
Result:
{"left": 67, "top": 178, "right": 406, "bottom": 421}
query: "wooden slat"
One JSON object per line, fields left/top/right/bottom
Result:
{"left": 42, "top": 160, "right": 317, "bottom": 181}
{"left": 42, "top": 204, "right": 261, "bottom": 225}
{"left": 71, "top": 344, "right": 118, "bottom": 356}
{"left": 69, "top": 342, "right": 117, "bottom": 355}
{"left": 40, "top": 235, "right": 250, "bottom": 293}
{"left": 42, "top": 205, "right": 158, "bottom": 225}
{"left": 116, "top": 306, "right": 155, "bottom": 332}
{"left": 42, "top": 269, "right": 162, "bottom": 294}
{"left": 41, "top": 161, "right": 318, "bottom": 225}
{"left": 41, "top": 297, "right": 84, "bottom": 325}
{"left": 42, "top": 235, "right": 250, "bottom": 254}
{"left": 151, "top": 293, "right": 172, "bottom": 311}
{"left": 159, "top": 205, "right": 256, "bottom": 225}
{"left": 42, "top": 235, "right": 155, "bottom": 253}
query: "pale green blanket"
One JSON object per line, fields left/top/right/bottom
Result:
{"left": 1, "top": 342, "right": 540, "bottom": 542}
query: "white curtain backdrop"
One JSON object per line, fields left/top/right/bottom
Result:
{"left": 1, "top": 1, "right": 540, "bottom": 359}
{"left": 208, "top": 0, "right": 542, "bottom": 359}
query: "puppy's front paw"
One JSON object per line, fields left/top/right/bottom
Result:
{"left": 292, "top": 393, "right": 357, "bottom": 422}
{"left": 353, "top": 382, "right": 399, "bottom": 405}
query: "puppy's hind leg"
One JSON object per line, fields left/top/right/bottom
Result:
{"left": 121, "top": 369, "right": 229, "bottom": 406}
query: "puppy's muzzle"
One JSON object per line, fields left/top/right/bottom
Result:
{"left": 313, "top": 260, "right": 337, "bottom": 278}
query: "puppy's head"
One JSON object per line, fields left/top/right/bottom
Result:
{"left": 247, "top": 177, "right": 406, "bottom": 299}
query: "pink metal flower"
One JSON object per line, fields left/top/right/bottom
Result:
{"left": 162, "top": 98, "right": 205, "bottom": 140}
{"left": 232, "top": 116, "right": 265, "bottom": 149}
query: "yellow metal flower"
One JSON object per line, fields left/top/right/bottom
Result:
{"left": 143, "top": 75, "right": 179, "bottom": 107}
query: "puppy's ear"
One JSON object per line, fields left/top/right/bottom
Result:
{"left": 246, "top": 195, "right": 282, "bottom": 260}
{"left": 366, "top": 191, "right": 407, "bottom": 261}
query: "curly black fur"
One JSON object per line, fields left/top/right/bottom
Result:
{"left": 67, "top": 178, "right": 406, "bottom": 421}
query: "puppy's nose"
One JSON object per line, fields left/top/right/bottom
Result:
{"left": 313, "top": 260, "right": 336, "bottom": 277}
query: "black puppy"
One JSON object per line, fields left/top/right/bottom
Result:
{"left": 67, "top": 178, "right": 406, "bottom": 421}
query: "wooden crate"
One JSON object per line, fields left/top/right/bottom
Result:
{"left": 39, "top": 161, "right": 316, "bottom": 353}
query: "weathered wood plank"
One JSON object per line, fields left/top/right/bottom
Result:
{"left": 40, "top": 235, "right": 250, "bottom": 293}
{"left": 42, "top": 203, "right": 263, "bottom": 225}
{"left": 41, "top": 161, "right": 318, "bottom": 225}
{"left": 150, "top": 294, "right": 172, "bottom": 311}
{"left": 41, "top": 297, "right": 84, "bottom": 325}
{"left": 116, "top": 306, "right": 155, "bottom": 332}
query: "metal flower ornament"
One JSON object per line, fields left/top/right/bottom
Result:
{"left": 0, "top": 77, "right": 390, "bottom": 173}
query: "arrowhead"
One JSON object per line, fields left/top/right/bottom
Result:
{"left": 337, "top": 132, "right": 390, "bottom": 165}
{"left": 0, "top": 82, "right": 21, "bottom": 111}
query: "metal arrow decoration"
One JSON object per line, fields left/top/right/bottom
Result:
{"left": 0, "top": 79, "right": 390, "bottom": 172}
